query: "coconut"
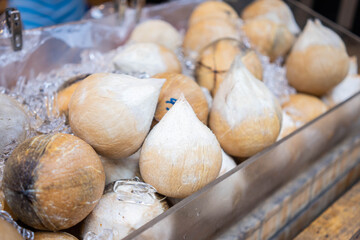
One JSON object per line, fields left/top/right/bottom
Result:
{"left": 188, "top": 1, "right": 239, "bottom": 26}
{"left": 0, "top": 94, "right": 30, "bottom": 155}
{"left": 100, "top": 150, "right": 140, "bottom": 185}
{"left": 113, "top": 43, "right": 181, "bottom": 76}
{"left": 242, "top": 0, "right": 300, "bottom": 34}
{"left": 152, "top": 72, "right": 209, "bottom": 125}
{"left": 140, "top": 96, "right": 222, "bottom": 198}
{"left": 0, "top": 217, "right": 23, "bottom": 240}
{"left": 196, "top": 38, "right": 263, "bottom": 96}
{"left": 282, "top": 94, "right": 328, "bottom": 127}
{"left": 286, "top": 19, "right": 349, "bottom": 96}
{"left": 128, "top": 19, "right": 182, "bottom": 52}
{"left": 82, "top": 179, "right": 169, "bottom": 240}
{"left": 242, "top": 18, "right": 294, "bottom": 61}
{"left": 183, "top": 18, "right": 239, "bottom": 59}
{"left": 323, "top": 56, "right": 360, "bottom": 107}
{"left": 34, "top": 232, "right": 78, "bottom": 240}
{"left": 69, "top": 73, "right": 165, "bottom": 159}
{"left": 209, "top": 55, "right": 282, "bottom": 157}
{"left": 3, "top": 133, "right": 105, "bottom": 231}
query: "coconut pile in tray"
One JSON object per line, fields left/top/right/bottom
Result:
{"left": 0, "top": 0, "right": 359, "bottom": 239}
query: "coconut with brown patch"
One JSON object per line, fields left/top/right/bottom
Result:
{"left": 286, "top": 19, "right": 349, "bottom": 96}
{"left": 113, "top": 43, "right": 181, "bottom": 76}
{"left": 196, "top": 38, "right": 263, "bottom": 96}
{"left": 183, "top": 18, "right": 239, "bottom": 59}
{"left": 69, "top": 73, "right": 165, "bottom": 159}
{"left": 3, "top": 133, "right": 105, "bottom": 231}
{"left": 242, "top": 18, "right": 294, "bottom": 61}
{"left": 242, "top": 0, "right": 300, "bottom": 34}
{"left": 34, "top": 232, "right": 78, "bottom": 240}
{"left": 152, "top": 72, "right": 209, "bottom": 125}
{"left": 188, "top": 1, "right": 239, "bottom": 26}
{"left": 209, "top": 56, "right": 282, "bottom": 157}
{"left": 140, "top": 96, "right": 222, "bottom": 198}
{"left": 282, "top": 93, "right": 328, "bottom": 127}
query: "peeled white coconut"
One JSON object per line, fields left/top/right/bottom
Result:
{"left": 129, "top": 19, "right": 182, "bottom": 52}
{"left": 113, "top": 43, "right": 181, "bottom": 76}
{"left": 242, "top": 0, "right": 300, "bottom": 34}
{"left": 140, "top": 96, "right": 222, "bottom": 198}
{"left": 82, "top": 179, "right": 169, "bottom": 240}
{"left": 209, "top": 55, "right": 282, "bottom": 157}
{"left": 100, "top": 150, "right": 140, "bottom": 185}
{"left": 323, "top": 56, "right": 360, "bottom": 107}
{"left": 0, "top": 94, "right": 30, "bottom": 155}
{"left": 286, "top": 19, "right": 349, "bottom": 96}
{"left": 69, "top": 73, "right": 165, "bottom": 159}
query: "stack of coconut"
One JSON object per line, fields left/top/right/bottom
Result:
{"left": 0, "top": 0, "right": 359, "bottom": 239}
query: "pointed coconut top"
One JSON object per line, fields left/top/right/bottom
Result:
{"left": 293, "top": 19, "right": 346, "bottom": 52}
{"left": 146, "top": 95, "right": 219, "bottom": 149}
{"left": 212, "top": 55, "right": 282, "bottom": 128}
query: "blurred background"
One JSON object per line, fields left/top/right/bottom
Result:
{"left": 0, "top": 0, "right": 359, "bottom": 33}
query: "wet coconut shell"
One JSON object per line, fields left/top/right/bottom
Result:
{"left": 3, "top": 133, "right": 105, "bottom": 231}
{"left": 0, "top": 218, "right": 23, "bottom": 240}
{"left": 282, "top": 94, "right": 328, "bottom": 127}
{"left": 183, "top": 18, "right": 239, "bottom": 59}
{"left": 188, "top": 1, "right": 239, "bottom": 26}
{"left": 196, "top": 38, "right": 263, "bottom": 96}
{"left": 152, "top": 72, "right": 209, "bottom": 125}
{"left": 242, "top": 18, "right": 294, "bottom": 61}
{"left": 242, "top": 0, "right": 300, "bottom": 34}
{"left": 34, "top": 232, "right": 78, "bottom": 240}
{"left": 286, "top": 20, "right": 349, "bottom": 96}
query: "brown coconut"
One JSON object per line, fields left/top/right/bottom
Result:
{"left": 209, "top": 56, "right": 282, "bottom": 157}
{"left": 282, "top": 94, "right": 328, "bottom": 127}
{"left": 34, "top": 232, "right": 78, "bottom": 240}
{"left": 3, "top": 133, "right": 105, "bottom": 231}
{"left": 286, "top": 19, "right": 349, "bottom": 96}
{"left": 188, "top": 1, "right": 239, "bottom": 26}
{"left": 183, "top": 18, "right": 239, "bottom": 59}
{"left": 242, "top": 18, "right": 294, "bottom": 61}
{"left": 196, "top": 38, "right": 263, "bottom": 96}
{"left": 0, "top": 218, "right": 23, "bottom": 240}
{"left": 152, "top": 72, "right": 209, "bottom": 125}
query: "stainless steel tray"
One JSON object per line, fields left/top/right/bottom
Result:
{"left": 0, "top": 1, "right": 359, "bottom": 240}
